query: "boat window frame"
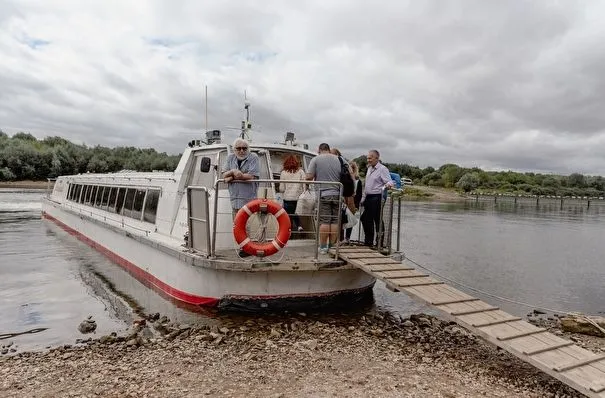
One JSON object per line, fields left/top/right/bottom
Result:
{"left": 106, "top": 187, "right": 117, "bottom": 212}
{"left": 143, "top": 188, "right": 160, "bottom": 224}
{"left": 95, "top": 186, "right": 105, "bottom": 207}
{"left": 115, "top": 187, "right": 127, "bottom": 214}
{"left": 121, "top": 188, "right": 136, "bottom": 217}
{"left": 131, "top": 188, "right": 146, "bottom": 220}
{"left": 100, "top": 185, "right": 111, "bottom": 208}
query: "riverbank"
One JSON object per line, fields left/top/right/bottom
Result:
{"left": 0, "top": 180, "right": 50, "bottom": 189}
{"left": 403, "top": 185, "right": 470, "bottom": 202}
{"left": 0, "top": 312, "right": 586, "bottom": 397}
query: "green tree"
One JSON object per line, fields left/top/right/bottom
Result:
{"left": 456, "top": 172, "right": 480, "bottom": 192}
{"left": 568, "top": 173, "right": 586, "bottom": 188}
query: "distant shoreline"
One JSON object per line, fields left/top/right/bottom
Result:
{"left": 0, "top": 181, "right": 471, "bottom": 202}
{"left": 0, "top": 181, "right": 52, "bottom": 189}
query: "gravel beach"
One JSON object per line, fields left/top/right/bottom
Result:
{"left": 1, "top": 312, "right": 590, "bottom": 397}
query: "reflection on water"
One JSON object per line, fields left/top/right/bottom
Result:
{"left": 1, "top": 189, "right": 604, "bottom": 352}
{"left": 402, "top": 198, "right": 605, "bottom": 317}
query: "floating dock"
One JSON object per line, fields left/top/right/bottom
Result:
{"left": 332, "top": 246, "right": 605, "bottom": 398}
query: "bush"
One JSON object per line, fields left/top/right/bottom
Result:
{"left": 0, "top": 167, "right": 16, "bottom": 181}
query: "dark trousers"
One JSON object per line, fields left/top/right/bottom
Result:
{"left": 361, "top": 195, "right": 382, "bottom": 246}
{"left": 283, "top": 200, "right": 299, "bottom": 230}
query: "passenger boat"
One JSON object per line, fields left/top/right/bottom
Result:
{"left": 41, "top": 103, "right": 400, "bottom": 310}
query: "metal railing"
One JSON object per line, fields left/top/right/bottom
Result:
{"left": 210, "top": 178, "right": 344, "bottom": 261}
{"left": 376, "top": 188, "right": 403, "bottom": 254}
{"left": 186, "top": 186, "right": 211, "bottom": 255}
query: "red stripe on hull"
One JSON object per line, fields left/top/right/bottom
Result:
{"left": 42, "top": 211, "right": 220, "bottom": 307}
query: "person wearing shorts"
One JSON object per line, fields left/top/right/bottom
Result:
{"left": 306, "top": 143, "right": 341, "bottom": 254}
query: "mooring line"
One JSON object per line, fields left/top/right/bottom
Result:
{"left": 0, "top": 327, "right": 49, "bottom": 340}
{"left": 404, "top": 254, "right": 601, "bottom": 322}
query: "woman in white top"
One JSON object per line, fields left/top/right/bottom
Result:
{"left": 279, "top": 155, "right": 306, "bottom": 232}
{"left": 345, "top": 161, "right": 363, "bottom": 242}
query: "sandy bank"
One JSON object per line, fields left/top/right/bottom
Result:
{"left": 0, "top": 313, "right": 583, "bottom": 397}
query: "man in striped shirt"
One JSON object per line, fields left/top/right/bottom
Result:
{"left": 360, "top": 149, "right": 393, "bottom": 247}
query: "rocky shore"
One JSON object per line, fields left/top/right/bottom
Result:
{"left": 0, "top": 312, "right": 588, "bottom": 397}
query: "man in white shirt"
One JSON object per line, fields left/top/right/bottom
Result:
{"left": 360, "top": 149, "right": 393, "bottom": 247}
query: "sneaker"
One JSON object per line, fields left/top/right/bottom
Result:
{"left": 319, "top": 246, "right": 329, "bottom": 255}
{"left": 297, "top": 226, "right": 304, "bottom": 232}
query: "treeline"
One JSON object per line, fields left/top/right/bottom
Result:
{"left": 0, "top": 131, "right": 180, "bottom": 181}
{"left": 354, "top": 158, "right": 605, "bottom": 198}
{"left": 2, "top": 131, "right": 604, "bottom": 197}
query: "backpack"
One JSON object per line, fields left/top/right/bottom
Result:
{"left": 338, "top": 156, "right": 355, "bottom": 197}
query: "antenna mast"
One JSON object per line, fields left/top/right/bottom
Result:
{"left": 204, "top": 85, "right": 208, "bottom": 133}
{"left": 240, "top": 90, "right": 251, "bottom": 140}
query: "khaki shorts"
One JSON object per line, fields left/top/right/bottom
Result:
{"left": 318, "top": 195, "right": 340, "bottom": 224}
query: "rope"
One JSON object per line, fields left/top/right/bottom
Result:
{"left": 0, "top": 327, "right": 48, "bottom": 340}
{"left": 403, "top": 254, "right": 605, "bottom": 336}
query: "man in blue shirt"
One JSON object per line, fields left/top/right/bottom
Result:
{"left": 221, "top": 138, "right": 260, "bottom": 216}
{"left": 222, "top": 138, "right": 260, "bottom": 258}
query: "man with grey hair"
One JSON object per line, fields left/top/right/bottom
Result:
{"left": 221, "top": 138, "right": 260, "bottom": 257}
{"left": 222, "top": 138, "right": 260, "bottom": 214}
{"left": 360, "top": 149, "right": 393, "bottom": 248}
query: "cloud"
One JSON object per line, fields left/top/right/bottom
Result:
{"left": 1, "top": 0, "right": 605, "bottom": 175}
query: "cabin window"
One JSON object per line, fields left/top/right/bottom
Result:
{"left": 252, "top": 150, "right": 271, "bottom": 180}
{"left": 106, "top": 187, "right": 116, "bottom": 211}
{"left": 67, "top": 184, "right": 73, "bottom": 200}
{"left": 131, "top": 189, "right": 146, "bottom": 220}
{"left": 121, "top": 188, "right": 136, "bottom": 217}
{"left": 83, "top": 185, "right": 93, "bottom": 204}
{"left": 95, "top": 186, "right": 105, "bottom": 207}
{"left": 76, "top": 185, "right": 82, "bottom": 203}
{"left": 115, "top": 188, "right": 126, "bottom": 214}
{"left": 143, "top": 189, "right": 160, "bottom": 223}
{"left": 303, "top": 155, "right": 313, "bottom": 171}
{"left": 73, "top": 184, "right": 81, "bottom": 202}
{"left": 100, "top": 186, "right": 110, "bottom": 208}
{"left": 79, "top": 185, "right": 87, "bottom": 203}
{"left": 90, "top": 186, "right": 99, "bottom": 206}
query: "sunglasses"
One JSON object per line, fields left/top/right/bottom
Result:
{"left": 235, "top": 147, "right": 248, "bottom": 151}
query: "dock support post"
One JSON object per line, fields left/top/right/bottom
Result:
{"left": 396, "top": 197, "right": 402, "bottom": 253}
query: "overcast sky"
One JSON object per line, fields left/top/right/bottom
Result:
{"left": 2, "top": 1, "right": 605, "bottom": 175}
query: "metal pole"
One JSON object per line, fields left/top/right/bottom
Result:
{"left": 333, "top": 183, "right": 343, "bottom": 259}
{"left": 204, "top": 85, "right": 208, "bottom": 133}
{"left": 396, "top": 196, "right": 402, "bottom": 253}
{"left": 187, "top": 187, "right": 193, "bottom": 249}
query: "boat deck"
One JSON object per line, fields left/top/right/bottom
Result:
{"left": 332, "top": 246, "right": 605, "bottom": 398}
{"left": 213, "top": 241, "right": 345, "bottom": 268}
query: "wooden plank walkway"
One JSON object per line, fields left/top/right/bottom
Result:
{"left": 332, "top": 246, "right": 605, "bottom": 398}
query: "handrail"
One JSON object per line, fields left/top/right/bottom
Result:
{"left": 212, "top": 178, "right": 343, "bottom": 261}
{"left": 56, "top": 200, "right": 154, "bottom": 236}
{"left": 186, "top": 186, "right": 211, "bottom": 255}
{"left": 45, "top": 178, "right": 56, "bottom": 198}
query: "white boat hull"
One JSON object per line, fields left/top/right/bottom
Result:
{"left": 42, "top": 200, "right": 375, "bottom": 309}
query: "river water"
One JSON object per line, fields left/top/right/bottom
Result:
{"left": 1, "top": 189, "right": 603, "bottom": 352}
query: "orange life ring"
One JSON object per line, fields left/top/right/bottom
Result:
{"left": 233, "top": 199, "right": 291, "bottom": 257}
